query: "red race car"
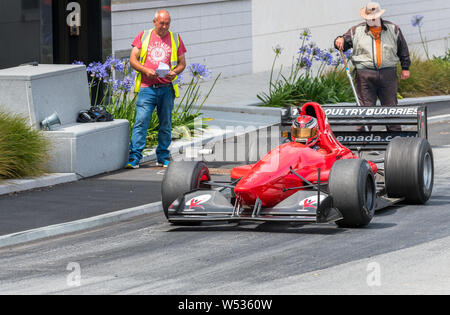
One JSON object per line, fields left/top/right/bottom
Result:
{"left": 162, "top": 102, "right": 434, "bottom": 228}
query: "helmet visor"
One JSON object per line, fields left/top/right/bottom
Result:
{"left": 292, "top": 127, "right": 317, "bottom": 139}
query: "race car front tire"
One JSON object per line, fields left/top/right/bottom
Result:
{"left": 384, "top": 137, "right": 434, "bottom": 204}
{"left": 329, "top": 159, "right": 376, "bottom": 228}
{"left": 161, "top": 161, "right": 211, "bottom": 221}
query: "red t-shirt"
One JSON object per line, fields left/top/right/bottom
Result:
{"left": 132, "top": 30, "right": 187, "bottom": 87}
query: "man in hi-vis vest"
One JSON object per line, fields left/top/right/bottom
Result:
{"left": 126, "top": 10, "right": 187, "bottom": 169}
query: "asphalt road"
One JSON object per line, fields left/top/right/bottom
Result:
{"left": 0, "top": 108, "right": 450, "bottom": 295}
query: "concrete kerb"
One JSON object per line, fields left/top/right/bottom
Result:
{"left": 0, "top": 201, "right": 162, "bottom": 249}
{"left": 0, "top": 173, "right": 80, "bottom": 196}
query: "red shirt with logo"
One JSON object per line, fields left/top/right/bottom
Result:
{"left": 132, "top": 31, "right": 187, "bottom": 87}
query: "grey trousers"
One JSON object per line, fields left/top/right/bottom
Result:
{"left": 355, "top": 67, "right": 402, "bottom": 132}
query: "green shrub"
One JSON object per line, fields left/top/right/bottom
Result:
{"left": 259, "top": 69, "right": 355, "bottom": 107}
{"left": 398, "top": 54, "right": 450, "bottom": 98}
{"left": 0, "top": 111, "right": 49, "bottom": 179}
{"left": 258, "top": 29, "right": 356, "bottom": 108}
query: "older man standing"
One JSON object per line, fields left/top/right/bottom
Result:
{"left": 126, "top": 10, "right": 187, "bottom": 169}
{"left": 335, "top": 2, "right": 411, "bottom": 132}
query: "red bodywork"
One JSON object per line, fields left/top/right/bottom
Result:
{"left": 231, "top": 102, "right": 378, "bottom": 208}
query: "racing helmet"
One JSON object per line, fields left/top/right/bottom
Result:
{"left": 291, "top": 115, "right": 319, "bottom": 146}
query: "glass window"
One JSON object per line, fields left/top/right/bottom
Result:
{"left": 0, "top": 0, "right": 53, "bottom": 69}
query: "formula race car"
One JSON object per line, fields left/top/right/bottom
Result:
{"left": 162, "top": 102, "right": 434, "bottom": 228}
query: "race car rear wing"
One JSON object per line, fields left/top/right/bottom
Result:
{"left": 281, "top": 105, "right": 428, "bottom": 151}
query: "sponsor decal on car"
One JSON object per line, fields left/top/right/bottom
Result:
{"left": 324, "top": 107, "right": 418, "bottom": 117}
{"left": 185, "top": 194, "right": 212, "bottom": 211}
{"left": 298, "top": 195, "right": 326, "bottom": 211}
{"left": 335, "top": 133, "right": 417, "bottom": 143}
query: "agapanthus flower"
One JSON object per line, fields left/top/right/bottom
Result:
{"left": 320, "top": 51, "right": 334, "bottom": 66}
{"left": 176, "top": 73, "right": 185, "bottom": 86}
{"left": 104, "top": 56, "right": 125, "bottom": 73}
{"left": 332, "top": 52, "right": 344, "bottom": 66}
{"left": 411, "top": 15, "right": 424, "bottom": 27}
{"left": 344, "top": 50, "right": 353, "bottom": 59}
{"left": 298, "top": 45, "right": 309, "bottom": 55}
{"left": 87, "top": 61, "right": 108, "bottom": 79}
{"left": 72, "top": 60, "right": 85, "bottom": 65}
{"left": 299, "top": 28, "right": 312, "bottom": 41}
{"left": 121, "top": 75, "right": 135, "bottom": 92}
{"left": 273, "top": 45, "right": 283, "bottom": 57}
{"left": 299, "top": 56, "right": 313, "bottom": 70}
{"left": 311, "top": 47, "right": 323, "bottom": 61}
{"left": 189, "top": 63, "right": 211, "bottom": 79}
{"left": 109, "top": 75, "right": 135, "bottom": 94}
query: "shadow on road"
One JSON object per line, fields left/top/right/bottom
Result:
{"left": 167, "top": 221, "right": 346, "bottom": 235}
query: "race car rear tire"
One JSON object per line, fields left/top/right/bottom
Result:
{"left": 161, "top": 161, "right": 211, "bottom": 221}
{"left": 329, "top": 159, "right": 376, "bottom": 228}
{"left": 385, "top": 137, "right": 434, "bottom": 204}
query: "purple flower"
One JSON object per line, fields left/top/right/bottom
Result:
{"left": 311, "top": 47, "right": 323, "bottom": 61}
{"left": 72, "top": 60, "right": 85, "bottom": 65}
{"left": 104, "top": 56, "right": 125, "bottom": 73}
{"left": 176, "top": 73, "right": 185, "bottom": 86}
{"left": 411, "top": 15, "right": 424, "bottom": 27}
{"left": 332, "top": 52, "right": 343, "bottom": 66}
{"left": 299, "top": 28, "right": 312, "bottom": 41}
{"left": 110, "top": 74, "right": 135, "bottom": 94}
{"left": 87, "top": 61, "right": 108, "bottom": 79}
{"left": 344, "top": 50, "right": 353, "bottom": 59}
{"left": 189, "top": 63, "right": 211, "bottom": 79}
{"left": 299, "top": 56, "right": 313, "bottom": 70}
{"left": 320, "top": 51, "right": 334, "bottom": 66}
{"left": 121, "top": 75, "right": 135, "bottom": 92}
{"left": 298, "top": 45, "right": 309, "bottom": 55}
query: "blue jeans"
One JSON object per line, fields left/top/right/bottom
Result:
{"left": 129, "top": 86, "right": 175, "bottom": 162}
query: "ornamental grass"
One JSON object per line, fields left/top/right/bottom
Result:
{"left": 398, "top": 52, "right": 450, "bottom": 98}
{"left": 0, "top": 111, "right": 49, "bottom": 180}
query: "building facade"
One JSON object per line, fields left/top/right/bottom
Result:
{"left": 1, "top": 0, "right": 449, "bottom": 76}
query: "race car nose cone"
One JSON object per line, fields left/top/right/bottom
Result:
{"left": 233, "top": 186, "right": 258, "bottom": 206}
{"left": 234, "top": 180, "right": 280, "bottom": 207}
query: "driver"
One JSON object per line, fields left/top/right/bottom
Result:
{"left": 292, "top": 115, "right": 327, "bottom": 153}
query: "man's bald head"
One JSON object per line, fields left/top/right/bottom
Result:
{"left": 153, "top": 10, "right": 171, "bottom": 37}
{"left": 154, "top": 10, "right": 171, "bottom": 22}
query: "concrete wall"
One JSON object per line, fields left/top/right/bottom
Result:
{"left": 252, "top": 0, "right": 364, "bottom": 73}
{"left": 111, "top": 0, "right": 252, "bottom": 78}
{"left": 111, "top": 0, "right": 449, "bottom": 77}
{"left": 382, "top": 0, "right": 450, "bottom": 58}
{"left": 252, "top": 0, "right": 450, "bottom": 73}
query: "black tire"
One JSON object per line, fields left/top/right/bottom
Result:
{"left": 329, "top": 159, "right": 376, "bottom": 228}
{"left": 385, "top": 137, "right": 434, "bottom": 204}
{"left": 161, "top": 161, "right": 211, "bottom": 220}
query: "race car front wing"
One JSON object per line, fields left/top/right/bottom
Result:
{"left": 167, "top": 189, "right": 343, "bottom": 224}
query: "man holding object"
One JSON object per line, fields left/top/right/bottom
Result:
{"left": 334, "top": 2, "right": 411, "bottom": 132}
{"left": 126, "top": 10, "right": 187, "bottom": 169}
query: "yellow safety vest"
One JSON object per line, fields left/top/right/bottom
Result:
{"left": 134, "top": 29, "right": 180, "bottom": 97}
